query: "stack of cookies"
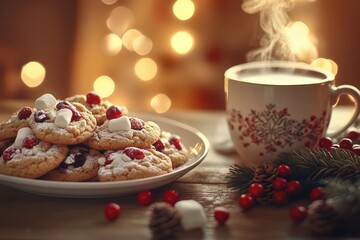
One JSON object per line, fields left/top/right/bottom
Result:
{"left": 0, "top": 92, "right": 189, "bottom": 182}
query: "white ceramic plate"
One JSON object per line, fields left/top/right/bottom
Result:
{"left": 0, "top": 113, "right": 209, "bottom": 198}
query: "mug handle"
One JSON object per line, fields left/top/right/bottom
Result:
{"left": 327, "top": 85, "right": 360, "bottom": 137}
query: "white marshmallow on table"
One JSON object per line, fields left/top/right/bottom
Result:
{"left": 14, "top": 127, "right": 34, "bottom": 148}
{"left": 54, "top": 108, "right": 73, "bottom": 128}
{"left": 108, "top": 116, "right": 131, "bottom": 132}
{"left": 35, "top": 93, "right": 57, "bottom": 110}
{"left": 174, "top": 200, "right": 206, "bottom": 231}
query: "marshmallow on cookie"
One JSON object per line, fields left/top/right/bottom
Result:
{"left": 35, "top": 93, "right": 57, "bottom": 110}
{"left": 14, "top": 127, "right": 34, "bottom": 148}
{"left": 54, "top": 109, "right": 73, "bottom": 128}
{"left": 108, "top": 116, "right": 131, "bottom": 132}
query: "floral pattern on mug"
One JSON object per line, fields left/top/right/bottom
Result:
{"left": 228, "top": 104, "right": 328, "bottom": 156}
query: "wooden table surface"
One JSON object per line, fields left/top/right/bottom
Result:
{"left": 0, "top": 102, "right": 355, "bottom": 240}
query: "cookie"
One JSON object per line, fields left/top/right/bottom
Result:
{"left": 66, "top": 93, "right": 128, "bottom": 125}
{"left": 97, "top": 147, "right": 173, "bottom": 181}
{"left": 0, "top": 139, "right": 14, "bottom": 156}
{"left": 29, "top": 101, "right": 97, "bottom": 145}
{"left": 153, "top": 131, "right": 189, "bottom": 168}
{"left": 0, "top": 130, "right": 68, "bottom": 179}
{"left": 0, "top": 106, "right": 34, "bottom": 141}
{"left": 85, "top": 116, "right": 160, "bottom": 150}
{"left": 42, "top": 146, "right": 101, "bottom": 182}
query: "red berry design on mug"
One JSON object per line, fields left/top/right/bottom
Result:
{"left": 104, "top": 203, "right": 121, "bottom": 221}
{"left": 273, "top": 177, "right": 288, "bottom": 191}
{"left": 277, "top": 164, "right": 292, "bottom": 177}
{"left": 249, "top": 183, "right": 264, "bottom": 198}
{"left": 214, "top": 207, "right": 230, "bottom": 224}
{"left": 309, "top": 187, "right": 325, "bottom": 201}
{"left": 106, "top": 105, "right": 122, "bottom": 120}
{"left": 2, "top": 147, "right": 16, "bottom": 162}
{"left": 238, "top": 193, "right": 255, "bottom": 210}
{"left": 137, "top": 190, "right": 153, "bottom": 206}
{"left": 287, "top": 180, "right": 302, "bottom": 195}
{"left": 163, "top": 190, "right": 179, "bottom": 206}
{"left": 290, "top": 205, "right": 307, "bottom": 223}
{"left": 86, "top": 92, "right": 101, "bottom": 105}
{"left": 18, "top": 107, "right": 32, "bottom": 120}
{"left": 272, "top": 191, "right": 289, "bottom": 206}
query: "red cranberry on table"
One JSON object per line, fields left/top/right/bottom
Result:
{"left": 272, "top": 191, "right": 289, "bottom": 206}
{"left": 238, "top": 193, "right": 255, "bottom": 210}
{"left": 339, "top": 138, "right": 353, "bottom": 150}
{"left": 137, "top": 190, "right": 153, "bottom": 206}
{"left": 287, "top": 180, "right": 302, "bottom": 195}
{"left": 346, "top": 131, "right": 359, "bottom": 141}
{"left": 318, "top": 137, "right": 333, "bottom": 150}
{"left": 249, "top": 183, "right": 264, "bottom": 198}
{"left": 86, "top": 92, "right": 101, "bottom": 105}
{"left": 104, "top": 203, "right": 121, "bottom": 221}
{"left": 163, "top": 189, "right": 179, "bottom": 206}
{"left": 273, "top": 177, "right": 288, "bottom": 191}
{"left": 309, "top": 187, "right": 325, "bottom": 201}
{"left": 214, "top": 207, "right": 230, "bottom": 224}
{"left": 277, "top": 164, "right": 292, "bottom": 177}
{"left": 18, "top": 107, "right": 32, "bottom": 120}
{"left": 290, "top": 205, "right": 307, "bottom": 223}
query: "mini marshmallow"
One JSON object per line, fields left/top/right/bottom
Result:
{"left": 35, "top": 93, "right": 57, "bottom": 110}
{"left": 108, "top": 116, "right": 131, "bottom": 132}
{"left": 174, "top": 200, "right": 206, "bottom": 231}
{"left": 14, "top": 127, "right": 34, "bottom": 148}
{"left": 54, "top": 108, "right": 73, "bottom": 128}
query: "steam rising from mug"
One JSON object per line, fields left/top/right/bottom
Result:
{"left": 242, "top": 0, "right": 318, "bottom": 63}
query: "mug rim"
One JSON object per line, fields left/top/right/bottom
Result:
{"left": 224, "top": 61, "right": 335, "bottom": 86}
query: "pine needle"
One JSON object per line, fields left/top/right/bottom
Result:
{"left": 225, "top": 163, "right": 255, "bottom": 194}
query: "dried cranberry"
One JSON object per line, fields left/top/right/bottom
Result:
{"left": 153, "top": 139, "right": 165, "bottom": 152}
{"left": 123, "top": 147, "right": 145, "bottom": 160}
{"left": 2, "top": 147, "right": 16, "bottom": 161}
{"left": 106, "top": 106, "right": 122, "bottom": 120}
{"left": 104, "top": 153, "right": 113, "bottom": 165}
{"left": 18, "top": 107, "right": 32, "bottom": 120}
{"left": 23, "top": 135, "right": 39, "bottom": 149}
{"left": 169, "top": 137, "right": 182, "bottom": 150}
{"left": 56, "top": 101, "right": 81, "bottom": 121}
{"left": 74, "top": 153, "right": 86, "bottom": 168}
{"left": 86, "top": 92, "right": 101, "bottom": 105}
{"left": 130, "top": 118, "right": 144, "bottom": 130}
{"left": 34, "top": 110, "right": 49, "bottom": 123}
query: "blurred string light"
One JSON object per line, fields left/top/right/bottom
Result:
{"left": 107, "top": 6, "right": 134, "bottom": 36}
{"left": 122, "top": 29, "right": 142, "bottom": 51}
{"left": 93, "top": 75, "right": 115, "bottom": 97}
{"left": 101, "top": 33, "right": 122, "bottom": 56}
{"left": 21, "top": 61, "right": 46, "bottom": 88}
{"left": 135, "top": 58, "right": 157, "bottom": 81}
{"left": 172, "top": 0, "right": 195, "bottom": 21}
{"left": 133, "top": 35, "right": 153, "bottom": 55}
{"left": 171, "top": 31, "right": 194, "bottom": 54}
{"left": 151, "top": 94, "right": 172, "bottom": 113}
{"left": 101, "top": 0, "right": 117, "bottom": 5}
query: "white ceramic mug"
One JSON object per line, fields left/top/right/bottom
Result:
{"left": 225, "top": 61, "right": 360, "bottom": 165}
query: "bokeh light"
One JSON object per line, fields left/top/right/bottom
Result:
{"left": 171, "top": 31, "right": 194, "bottom": 54}
{"left": 101, "top": 33, "right": 122, "bottom": 56}
{"left": 93, "top": 75, "right": 115, "bottom": 97}
{"left": 134, "top": 58, "right": 158, "bottom": 81}
{"left": 107, "top": 6, "right": 134, "bottom": 36}
{"left": 21, "top": 61, "right": 46, "bottom": 88}
{"left": 151, "top": 94, "right": 172, "bottom": 113}
{"left": 101, "top": 0, "right": 117, "bottom": 5}
{"left": 173, "top": 0, "right": 195, "bottom": 21}
{"left": 122, "top": 29, "right": 142, "bottom": 51}
{"left": 133, "top": 35, "right": 153, "bottom": 55}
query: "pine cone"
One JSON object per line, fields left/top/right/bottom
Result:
{"left": 149, "top": 202, "right": 182, "bottom": 239}
{"left": 307, "top": 199, "right": 339, "bottom": 235}
{"left": 253, "top": 162, "right": 278, "bottom": 204}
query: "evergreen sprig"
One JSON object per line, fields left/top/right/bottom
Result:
{"left": 225, "top": 163, "right": 255, "bottom": 194}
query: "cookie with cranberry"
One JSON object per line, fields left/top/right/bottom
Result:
{"left": 0, "top": 139, "right": 14, "bottom": 156}
{"left": 29, "top": 101, "right": 97, "bottom": 145}
{"left": 85, "top": 116, "right": 160, "bottom": 150}
{"left": 97, "top": 147, "right": 172, "bottom": 181}
{"left": 42, "top": 146, "right": 101, "bottom": 182}
{"left": 153, "top": 131, "right": 189, "bottom": 168}
{"left": 0, "top": 133, "right": 68, "bottom": 179}
{"left": 66, "top": 93, "right": 128, "bottom": 125}
{"left": 0, "top": 106, "right": 34, "bottom": 141}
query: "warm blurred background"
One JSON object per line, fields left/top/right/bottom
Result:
{"left": 0, "top": 0, "right": 359, "bottom": 112}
